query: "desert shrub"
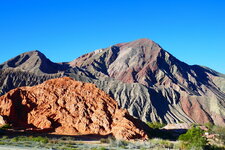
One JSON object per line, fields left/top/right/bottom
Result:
{"left": 146, "top": 122, "right": 165, "bottom": 129}
{"left": 149, "top": 138, "right": 175, "bottom": 149}
{"left": 178, "top": 126, "right": 207, "bottom": 150}
{"left": 0, "top": 124, "right": 11, "bottom": 129}
{"left": 159, "top": 139, "right": 174, "bottom": 148}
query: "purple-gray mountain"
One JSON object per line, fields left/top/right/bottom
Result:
{"left": 0, "top": 38, "right": 224, "bottom": 126}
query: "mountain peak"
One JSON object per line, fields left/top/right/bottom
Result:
{"left": 115, "top": 38, "right": 158, "bottom": 48}
{"left": 22, "top": 50, "right": 43, "bottom": 55}
{"left": 132, "top": 38, "right": 154, "bottom": 43}
{"left": 70, "top": 38, "right": 164, "bottom": 83}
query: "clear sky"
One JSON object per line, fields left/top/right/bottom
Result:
{"left": 0, "top": 0, "right": 225, "bottom": 73}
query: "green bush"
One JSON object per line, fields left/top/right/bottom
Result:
{"left": 178, "top": 126, "right": 207, "bottom": 150}
{"left": 146, "top": 122, "right": 165, "bottom": 129}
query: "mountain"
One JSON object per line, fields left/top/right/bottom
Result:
{"left": 69, "top": 38, "right": 225, "bottom": 126}
{"left": 0, "top": 39, "right": 224, "bottom": 126}
{"left": 0, "top": 50, "right": 70, "bottom": 74}
{"left": 0, "top": 50, "right": 65, "bottom": 96}
{"left": 0, "top": 50, "right": 94, "bottom": 96}
{"left": 0, "top": 77, "right": 147, "bottom": 140}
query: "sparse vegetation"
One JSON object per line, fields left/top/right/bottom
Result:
{"left": 146, "top": 121, "right": 166, "bottom": 129}
{"left": 10, "top": 136, "right": 49, "bottom": 143}
{"left": 149, "top": 138, "right": 175, "bottom": 148}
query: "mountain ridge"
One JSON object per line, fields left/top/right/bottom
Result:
{"left": 0, "top": 50, "right": 70, "bottom": 74}
{"left": 0, "top": 38, "right": 224, "bottom": 126}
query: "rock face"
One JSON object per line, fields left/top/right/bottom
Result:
{"left": 0, "top": 38, "right": 225, "bottom": 126}
{"left": 0, "top": 77, "right": 147, "bottom": 140}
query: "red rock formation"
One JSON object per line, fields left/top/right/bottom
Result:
{"left": 0, "top": 77, "right": 147, "bottom": 140}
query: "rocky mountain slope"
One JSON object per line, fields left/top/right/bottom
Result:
{"left": 69, "top": 38, "right": 225, "bottom": 126}
{"left": 0, "top": 77, "right": 147, "bottom": 140}
{"left": 0, "top": 39, "right": 224, "bottom": 126}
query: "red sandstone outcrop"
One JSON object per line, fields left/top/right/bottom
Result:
{"left": 0, "top": 77, "right": 147, "bottom": 140}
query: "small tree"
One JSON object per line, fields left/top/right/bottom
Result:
{"left": 178, "top": 126, "right": 207, "bottom": 150}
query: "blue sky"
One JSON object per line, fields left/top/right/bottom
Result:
{"left": 0, "top": 0, "right": 225, "bottom": 73}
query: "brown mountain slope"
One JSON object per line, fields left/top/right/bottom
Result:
{"left": 0, "top": 77, "right": 147, "bottom": 140}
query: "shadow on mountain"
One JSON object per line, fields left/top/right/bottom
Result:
{"left": 148, "top": 88, "right": 169, "bottom": 123}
